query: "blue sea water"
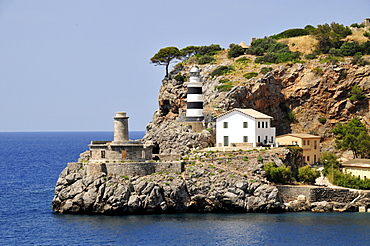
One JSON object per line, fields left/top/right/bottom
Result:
{"left": 1, "top": 132, "right": 370, "bottom": 246}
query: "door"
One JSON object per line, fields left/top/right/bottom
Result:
{"left": 122, "top": 150, "right": 127, "bottom": 158}
{"left": 223, "top": 136, "right": 229, "bottom": 146}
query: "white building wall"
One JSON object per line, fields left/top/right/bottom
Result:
{"left": 255, "top": 120, "right": 276, "bottom": 145}
{"left": 216, "top": 111, "right": 275, "bottom": 147}
{"left": 216, "top": 111, "right": 256, "bottom": 147}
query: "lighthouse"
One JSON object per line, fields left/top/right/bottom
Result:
{"left": 185, "top": 65, "right": 204, "bottom": 121}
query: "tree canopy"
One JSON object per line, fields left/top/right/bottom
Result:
{"left": 310, "top": 22, "right": 352, "bottom": 53}
{"left": 150, "top": 47, "right": 181, "bottom": 78}
{"left": 332, "top": 118, "right": 370, "bottom": 158}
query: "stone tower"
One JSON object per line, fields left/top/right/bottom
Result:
{"left": 112, "top": 112, "right": 129, "bottom": 143}
{"left": 185, "top": 65, "right": 204, "bottom": 121}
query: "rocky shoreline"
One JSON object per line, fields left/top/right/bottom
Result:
{"left": 52, "top": 148, "right": 370, "bottom": 214}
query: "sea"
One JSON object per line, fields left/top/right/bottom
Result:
{"left": 1, "top": 131, "right": 370, "bottom": 246}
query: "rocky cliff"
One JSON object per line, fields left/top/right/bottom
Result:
{"left": 52, "top": 148, "right": 291, "bottom": 214}
{"left": 52, "top": 147, "right": 370, "bottom": 214}
{"left": 143, "top": 53, "right": 370, "bottom": 154}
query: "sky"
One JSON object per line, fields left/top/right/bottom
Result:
{"left": 0, "top": 0, "right": 369, "bottom": 132}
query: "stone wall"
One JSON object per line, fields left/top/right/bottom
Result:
{"left": 276, "top": 185, "right": 363, "bottom": 203}
{"left": 276, "top": 185, "right": 312, "bottom": 202}
{"left": 68, "top": 161, "right": 183, "bottom": 177}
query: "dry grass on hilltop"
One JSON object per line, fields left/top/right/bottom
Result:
{"left": 278, "top": 35, "right": 318, "bottom": 54}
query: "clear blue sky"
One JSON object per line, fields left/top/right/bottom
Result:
{"left": 0, "top": 0, "right": 368, "bottom": 131}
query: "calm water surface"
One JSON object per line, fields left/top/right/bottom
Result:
{"left": 1, "top": 132, "right": 370, "bottom": 245}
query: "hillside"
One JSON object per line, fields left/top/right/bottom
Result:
{"left": 144, "top": 30, "right": 370, "bottom": 155}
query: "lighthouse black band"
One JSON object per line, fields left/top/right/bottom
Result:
{"left": 187, "top": 87, "right": 202, "bottom": 94}
{"left": 187, "top": 102, "right": 203, "bottom": 109}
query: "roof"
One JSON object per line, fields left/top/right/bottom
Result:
{"left": 238, "top": 41, "right": 249, "bottom": 49}
{"left": 190, "top": 65, "right": 200, "bottom": 73}
{"left": 276, "top": 133, "right": 321, "bottom": 139}
{"left": 216, "top": 108, "right": 273, "bottom": 119}
{"left": 342, "top": 159, "right": 370, "bottom": 168}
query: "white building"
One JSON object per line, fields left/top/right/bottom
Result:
{"left": 216, "top": 108, "right": 276, "bottom": 147}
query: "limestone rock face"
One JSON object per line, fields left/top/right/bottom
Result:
{"left": 144, "top": 59, "right": 370, "bottom": 154}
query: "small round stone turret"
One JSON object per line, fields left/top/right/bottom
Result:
{"left": 113, "top": 112, "right": 129, "bottom": 143}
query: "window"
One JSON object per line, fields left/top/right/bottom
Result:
{"left": 223, "top": 136, "right": 229, "bottom": 146}
{"left": 307, "top": 156, "right": 310, "bottom": 162}
{"left": 314, "top": 141, "right": 317, "bottom": 149}
{"left": 314, "top": 155, "right": 316, "bottom": 163}
{"left": 271, "top": 136, "right": 274, "bottom": 143}
{"left": 262, "top": 122, "right": 265, "bottom": 128}
{"left": 303, "top": 140, "right": 306, "bottom": 145}
{"left": 101, "top": 150, "right": 106, "bottom": 158}
{"left": 243, "top": 122, "right": 248, "bottom": 128}
{"left": 258, "top": 122, "right": 260, "bottom": 128}
{"left": 307, "top": 140, "right": 310, "bottom": 145}
{"left": 243, "top": 136, "right": 248, "bottom": 142}
{"left": 223, "top": 122, "right": 228, "bottom": 128}
{"left": 258, "top": 136, "right": 261, "bottom": 142}
{"left": 266, "top": 122, "right": 268, "bottom": 128}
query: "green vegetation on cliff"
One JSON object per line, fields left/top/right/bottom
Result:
{"left": 332, "top": 118, "right": 370, "bottom": 159}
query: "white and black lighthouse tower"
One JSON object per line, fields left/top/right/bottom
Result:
{"left": 185, "top": 66, "right": 204, "bottom": 121}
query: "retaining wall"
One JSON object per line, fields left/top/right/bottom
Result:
{"left": 276, "top": 185, "right": 363, "bottom": 203}
{"left": 68, "top": 161, "right": 183, "bottom": 177}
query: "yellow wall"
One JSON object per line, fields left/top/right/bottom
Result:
{"left": 276, "top": 135, "right": 320, "bottom": 165}
{"left": 343, "top": 167, "right": 370, "bottom": 180}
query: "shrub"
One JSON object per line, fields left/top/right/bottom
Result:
{"left": 197, "top": 55, "right": 215, "bottom": 65}
{"left": 321, "top": 152, "right": 341, "bottom": 176}
{"left": 219, "top": 78, "right": 230, "bottom": 84}
{"left": 339, "top": 41, "right": 363, "bottom": 56}
{"left": 319, "top": 56, "right": 344, "bottom": 64}
{"left": 210, "top": 66, "right": 233, "bottom": 77}
{"left": 328, "top": 48, "right": 343, "bottom": 57}
{"left": 330, "top": 169, "right": 370, "bottom": 190}
{"left": 266, "top": 42, "right": 290, "bottom": 53}
{"left": 298, "top": 165, "right": 320, "bottom": 184}
{"left": 310, "top": 22, "right": 352, "bottom": 54}
{"left": 338, "top": 70, "right": 347, "bottom": 81}
{"left": 288, "top": 111, "right": 296, "bottom": 122}
{"left": 271, "top": 28, "right": 309, "bottom": 40}
{"left": 255, "top": 53, "right": 276, "bottom": 63}
{"left": 236, "top": 57, "right": 251, "bottom": 64}
{"left": 215, "top": 84, "right": 233, "bottom": 92}
{"left": 349, "top": 85, "right": 366, "bottom": 101}
{"left": 227, "top": 44, "right": 245, "bottom": 58}
{"left": 362, "top": 41, "right": 370, "bottom": 54}
{"left": 318, "top": 117, "right": 327, "bottom": 125}
{"left": 198, "top": 44, "right": 222, "bottom": 56}
{"left": 350, "top": 23, "right": 365, "bottom": 28}
{"left": 174, "top": 73, "right": 186, "bottom": 82}
{"left": 312, "top": 67, "right": 323, "bottom": 76}
{"left": 364, "top": 32, "right": 370, "bottom": 38}
{"left": 275, "top": 51, "right": 301, "bottom": 63}
{"left": 351, "top": 54, "right": 370, "bottom": 66}
{"left": 304, "top": 53, "right": 317, "bottom": 59}
{"left": 243, "top": 72, "right": 258, "bottom": 79}
{"left": 259, "top": 67, "right": 273, "bottom": 75}
{"left": 257, "top": 155, "right": 263, "bottom": 162}
{"left": 264, "top": 162, "right": 292, "bottom": 184}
